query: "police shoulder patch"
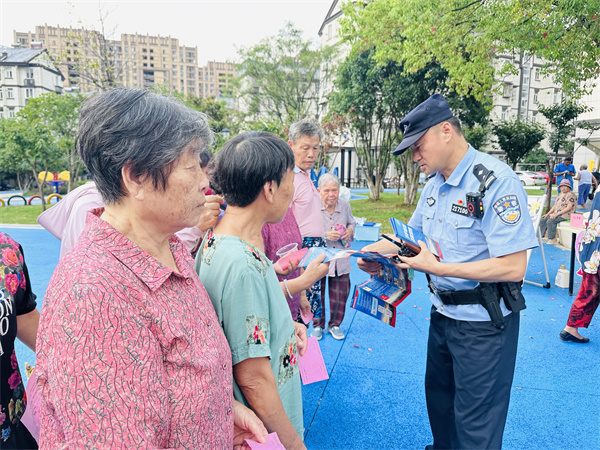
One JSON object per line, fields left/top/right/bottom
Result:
{"left": 492, "top": 194, "right": 522, "bottom": 225}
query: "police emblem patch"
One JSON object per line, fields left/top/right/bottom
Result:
{"left": 492, "top": 195, "right": 522, "bottom": 225}
{"left": 427, "top": 197, "right": 436, "bottom": 206}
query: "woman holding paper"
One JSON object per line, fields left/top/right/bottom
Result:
{"left": 196, "top": 131, "right": 323, "bottom": 450}
{"left": 316, "top": 173, "right": 355, "bottom": 340}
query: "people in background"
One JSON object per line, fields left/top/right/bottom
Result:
{"left": 560, "top": 192, "right": 600, "bottom": 343}
{"left": 35, "top": 89, "right": 266, "bottom": 448}
{"left": 197, "top": 131, "right": 310, "bottom": 450}
{"left": 554, "top": 156, "right": 576, "bottom": 191}
{"left": 288, "top": 118, "right": 327, "bottom": 338}
{"left": 539, "top": 178, "right": 577, "bottom": 245}
{"left": 0, "top": 232, "right": 40, "bottom": 449}
{"left": 315, "top": 173, "right": 355, "bottom": 340}
{"left": 573, "top": 164, "right": 597, "bottom": 208}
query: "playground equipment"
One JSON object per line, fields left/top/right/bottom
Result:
{"left": 1, "top": 172, "right": 70, "bottom": 206}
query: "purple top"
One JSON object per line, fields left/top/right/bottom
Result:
{"left": 262, "top": 208, "right": 303, "bottom": 318}
{"left": 36, "top": 210, "right": 233, "bottom": 448}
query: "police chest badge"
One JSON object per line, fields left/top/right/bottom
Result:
{"left": 492, "top": 195, "right": 522, "bottom": 225}
{"left": 427, "top": 197, "right": 435, "bottom": 206}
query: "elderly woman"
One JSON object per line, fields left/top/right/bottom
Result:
{"left": 196, "top": 132, "right": 314, "bottom": 450}
{"left": 314, "top": 173, "right": 355, "bottom": 340}
{"left": 540, "top": 178, "right": 577, "bottom": 245}
{"left": 35, "top": 89, "right": 266, "bottom": 449}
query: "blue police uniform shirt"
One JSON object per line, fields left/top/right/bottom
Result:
{"left": 554, "top": 162, "right": 576, "bottom": 188}
{"left": 408, "top": 145, "right": 539, "bottom": 321}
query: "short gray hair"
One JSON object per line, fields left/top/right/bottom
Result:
{"left": 318, "top": 173, "right": 340, "bottom": 190}
{"left": 581, "top": 164, "right": 588, "bottom": 170}
{"left": 77, "top": 89, "right": 213, "bottom": 204}
{"left": 289, "top": 118, "right": 324, "bottom": 143}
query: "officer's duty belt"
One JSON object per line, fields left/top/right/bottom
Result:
{"left": 428, "top": 282, "right": 483, "bottom": 305}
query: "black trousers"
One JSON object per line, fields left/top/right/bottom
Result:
{"left": 425, "top": 308, "right": 519, "bottom": 450}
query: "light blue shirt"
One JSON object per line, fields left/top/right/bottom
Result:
{"left": 408, "top": 145, "right": 538, "bottom": 321}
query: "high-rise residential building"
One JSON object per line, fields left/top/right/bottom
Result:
{"left": 0, "top": 46, "right": 64, "bottom": 118}
{"left": 14, "top": 24, "right": 200, "bottom": 96}
{"left": 198, "top": 61, "right": 235, "bottom": 99}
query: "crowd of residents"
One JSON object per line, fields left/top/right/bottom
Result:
{"left": 4, "top": 88, "right": 598, "bottom": 450}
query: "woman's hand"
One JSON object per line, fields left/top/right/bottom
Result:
{"left": 196, "top": 195, "right": 224, "bottom": 232}
{"left": 299, "top": 291, "right": 311, "bottom": 320}
{"left": 300, "top": 254, "right": 329, "bottom": 288}
{"left": 325, "top": 230, "right": 341, "bottom": 241}
{"left": 293, "top": 322, "right": 308, "bottom": 357}
{"left": 341, "top": 227, "right": 353, "bottom": 241}
{"left": 273, "top": 259, "right": 298, "bottom": 276}
{"left": 233, "top": 400, "right": 268, "bottom": 450}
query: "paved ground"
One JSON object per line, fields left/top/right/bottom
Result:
{"left": 3, "top": 206, "right": 599, "bottom": 449}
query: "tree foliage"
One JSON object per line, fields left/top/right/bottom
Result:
{"left": 0, "top": 116, "right": 62, "bottom": 211}
{"left": 492, "top": 119, "right": 545, "bottom": 169}
{"left": 330, "top": 48, "right": 489, "bottom": 203}
{"left": 18, "top": 93, "right": 84, "bottom": 191}
{"left": 339, "top": 0, "right": 600, "bottom": 100}
{"left": 236, "top": 22, "right": 334, "bottom": 126}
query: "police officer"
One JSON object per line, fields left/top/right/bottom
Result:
{"left": 358, "top": 94, "right": 538, "bottom": 449}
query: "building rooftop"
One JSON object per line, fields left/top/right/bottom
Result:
{"left": 0, "top": 46, "right": 44, "bottom": 64}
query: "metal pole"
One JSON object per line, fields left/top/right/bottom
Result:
{"left": 568, "top": 231, "right": 576, "bottom": 296}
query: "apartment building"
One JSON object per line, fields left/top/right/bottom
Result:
{"left": 0, "top": 46, "right": 64, "bottom": 118}
{"left": 198, "top": 60, "right": 235, "bottom": 99}
{"left": 14, "top": 25, "right": 200, "bottom": 96}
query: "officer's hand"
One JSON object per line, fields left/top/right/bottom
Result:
{"left": 394, "top": 240, "right": 440, "bottom": 274}
{"left": 357, "top": 257, "right": 382, "bottom": 275}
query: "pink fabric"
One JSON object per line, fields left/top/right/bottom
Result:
{"left": 37, "top": 181, "right": 204, "bottom": 258}
{"left": 37, "top": 182, "right": 104, "bottom": 259}
{"left": 262, "top": 208, "right": 303, "bottom": 317}
{"left": 291, "top": 168, "right": 324, "bottom": 238}
{"left": 20, "top": 370, "right": 41, "bottom": 443}
{"left": 36, "top": 210, "right": 234, "bottom": 449}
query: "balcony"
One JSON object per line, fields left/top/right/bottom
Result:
{"left": 24, "top": 78, "right": 35, "bottom": 86}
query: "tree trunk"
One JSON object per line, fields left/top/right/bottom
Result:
{"left": 544, "top": 158, "right": 554, "bottom": 212}
{"left": 33, "top": 168, "right": 47, "bottom": 212}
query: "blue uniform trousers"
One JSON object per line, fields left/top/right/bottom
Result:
{"left": 425, "top": 307, "right": 519, "bottom": 450}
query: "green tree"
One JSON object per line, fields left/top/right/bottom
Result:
{"left": 339, "top": 0, "right": 600, "bottom": 100}
{"left": 236, "top": 22, "right": 334, "bottom": 127}
{"left": 330, "top": 49, "right": 489, "bottom": 203}
{"left": 0, "top": 117, "right": 61, "bottom": 211}
{"left": 492, "top": 119, "right": 545, "bottom": 170}
{"left": 18, "top": 92, "right": 84, "bottom": 191}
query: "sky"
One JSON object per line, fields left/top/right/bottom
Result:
{"left": 0, "top": 0, "right": 333, "bottom": 65}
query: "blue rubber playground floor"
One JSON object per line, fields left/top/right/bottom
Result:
{"left": 2, "top": 221, "right": 599, "bottom": 449}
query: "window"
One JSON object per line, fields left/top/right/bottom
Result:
{"left": 533, "top": 90, "right": 539, "bottom": 104}
{"left": 501, "top": 107, "right": 508, "bottom": 121}
{"left": 7, "top": 88, "right": 14, "bottom": 99}
{"left": 25, "top": 88, "right": 34, "bottom": 98}
{"left": 5, "top": 69, "right": 13, "bottom": 78}
{"left": 0, "top": 90, "right": 2, "bottom": 99}
{"left": 26, "top": 69, "right": 34, "bottom": 79}
{"left": 9, "top": 108, "right": 15, "bottom": 118}
{"left": 503, "top": 84, "right": 510, "bottom": 98}
{"left": 522, "top": 67, "right": 529, "bottom": 85}
{"left": 532, "top": 113, "right": 537, "bottom": 123}
{"left": 535, "top": 69, "right": 540, "bottom": 81}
